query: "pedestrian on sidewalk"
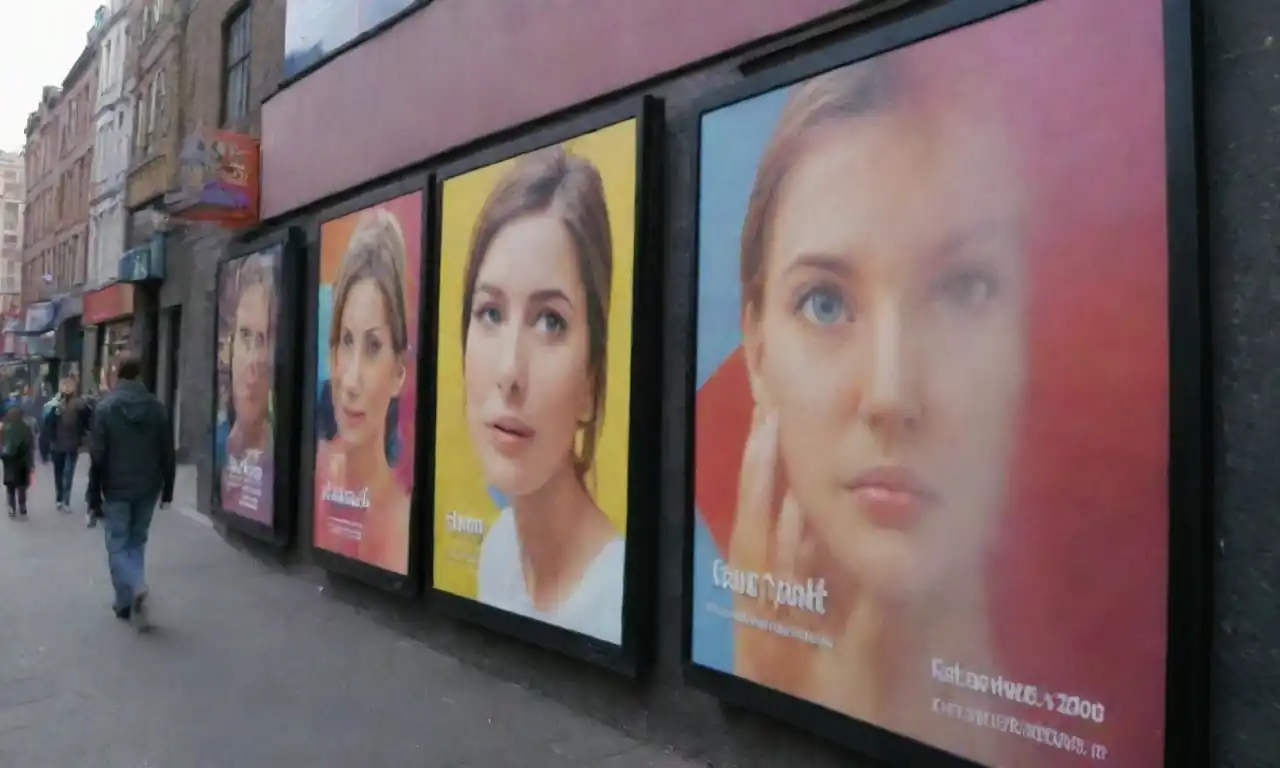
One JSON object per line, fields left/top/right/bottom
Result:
{"left": 86, "top": 357, "right": 176, "bottom": 630}
{"left": 1, "top": 406, "right": 34, "bottom": 519}
{"left": 42, "top": 376, "right": 91, "bottom": 518}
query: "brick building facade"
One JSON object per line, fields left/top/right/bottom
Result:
{"left": 21, "top": 40, "right": 98, "bottom": 310}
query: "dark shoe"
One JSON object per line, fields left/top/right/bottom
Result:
{"left": 131, "top": 591, "right": 150, "bottom": 632}
{"left": 18, "top": 508, "right": 27, "bottom": 518}
{"left": 113, "top": 606, "right": 131, "bottom": 620}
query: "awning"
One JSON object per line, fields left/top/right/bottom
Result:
{"left": 14, "top": 301, "right": 58, "bottom": 336}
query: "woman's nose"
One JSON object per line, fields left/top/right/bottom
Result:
{"left": 861, "top": 310, "right": 922, "bottom": 437}
{"left": 495, "top": 325, "right": 526, "bottom": 397}
{"left": 338, "top": 352, "right": 362, "bottom": 395}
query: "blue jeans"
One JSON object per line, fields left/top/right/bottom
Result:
{"left": 52, "top": 451, "right": 78, "bottom": 505}
{"left": 102, "top": 495, "right": 159, "bottom": 611}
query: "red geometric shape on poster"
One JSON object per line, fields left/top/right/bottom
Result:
{"left": 693, "top": 348, "right": 753, "bottom": 555}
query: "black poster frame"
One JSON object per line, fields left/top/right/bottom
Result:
{"left": 211, "top": 226, "right": 305, "bottom": 548}
{"left": 678, "top": 0, "right": 1209, "bottom": 766}
{"left": 304, "top": 174, "right": 433, "bottom": 597}
{"left": 425, "top": 95, "right": 665, "bottom": 677}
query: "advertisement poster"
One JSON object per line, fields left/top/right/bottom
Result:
{"left": 313, "top": 191, "right": 422, "bottom": 575}
{"left": 215, "top": 246, "right": 282, "bottom": 526}
{"left": 689, "top": 0, "right": 1170, "bottom": 765}
{"left": 433, "top": 120, "right": 638, "bottom": 645}
{"left": 284, "top": 0, "right": 417, "bottom": 79}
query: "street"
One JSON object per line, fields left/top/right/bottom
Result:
{"left": 0, "top": 461, "right": 695, "bottom": 768}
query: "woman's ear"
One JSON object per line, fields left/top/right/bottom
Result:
{"left": 394, "top": 356, "right": 408, "bottom": 396}
{"left": 742, "top": 304, "right": 771, "bottom": 408}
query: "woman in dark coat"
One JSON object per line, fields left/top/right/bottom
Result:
{"left": 2, "top": 405, "right": 34, "bottom": 518}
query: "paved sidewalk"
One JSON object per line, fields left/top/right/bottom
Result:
{"left": 0, "top": 461, "right": 694, "bottom": 768}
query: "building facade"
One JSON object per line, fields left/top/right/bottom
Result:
{"left": 21, "top": 33, "right": 98, "bottom": 380}
{"left": 83, "top": 0, "right": 135, "bottom": 391}
{"left": 162, "top": 0, "right": 282, "bottom": 463}
{"left": 185, "top": 0, "right": 1275, "bottom": 766}
{"left": 83, "top": 0, "right": 186, "bottom": 395}
{"left": 89, "top": 0, "right": 132, "bottom": 291}
{"left": 0, "top": 151, "right": 23, "bottom": 315}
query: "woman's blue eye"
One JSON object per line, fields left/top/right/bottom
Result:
{"left": 534, "top": 311, "right": 566, "bottom": 336}
{"left": 475, "top": 306, "right": 501, "bottom": 326}
{"left": 797, "top": 287, "right": 848, "bottom": 326}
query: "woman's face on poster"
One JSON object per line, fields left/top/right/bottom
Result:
{"left": 745, "top": 106, "right": 1027, "bottom": 602}
{"left": 332, "top": 278, "right": 405, "bottom": 452}
{"left": 232, "top": 282, "right": 273, "bottom": 428}
{"left": 464, "top": 214, "right": 594, "bottom": 498}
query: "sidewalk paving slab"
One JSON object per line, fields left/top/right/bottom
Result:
{"left": 0, "top": 462, "right": 698, "bottom": 768}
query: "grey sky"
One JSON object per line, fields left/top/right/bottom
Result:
{"left": 0, "top": 0, "right": 105, "bottom": 152}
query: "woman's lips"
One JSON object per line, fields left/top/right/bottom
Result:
{"left": 340, "top": 406, "right": 367, "bottom": 427}
{"left": 845, "top": 465, "right": 937, "bottom": 529}
{"left": 487, "top": 416, "right": 535, "bottom": 454}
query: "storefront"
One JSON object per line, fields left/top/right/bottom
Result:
{"left": 82, "top": 281, "right": 134, "bottom": 393}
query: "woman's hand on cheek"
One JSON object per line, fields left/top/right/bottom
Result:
{"left": 728, "top": 407, "right": 819, "bottom": 692}
{"left": 729, "top": 406, "right": 778, "bottom": 578}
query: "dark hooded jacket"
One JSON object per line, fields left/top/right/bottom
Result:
{"left": 87, "top": 380, "right": 175, "bottom": 507}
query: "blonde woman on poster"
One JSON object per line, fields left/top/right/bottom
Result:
{"left": 722, "top": 56, "right": 1031, "bottom": 764}
{"left": 461, "top": 147, "right": 624, "bottom": 643}
{"left": 314, "top": 209, "right": 412, "bottom": 574}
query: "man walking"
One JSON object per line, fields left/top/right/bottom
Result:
{"left": 87, "top": 357, "right": 175, "bottom": 631}
{"left": 42, "top": 377, "right": 91, "bottom": 519}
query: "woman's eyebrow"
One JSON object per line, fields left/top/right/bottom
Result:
{"left": 783, "top": 253, "right": 852, "bottom": 279}
{"left": 474, "top": 282, "right": 506, "bottom": 300}
{"left": 528, "top": 288, "right": 572, "bottom": 308}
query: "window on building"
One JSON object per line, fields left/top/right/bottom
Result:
{"left": 143, "top": 0, "right": 160, "bottom": 34}
{"left": 222, "top": 6, "right": 251, "bottom": 125}
{"left": 154, "top": 70, "right": 168, "bottom": 137}
{"left": 136, "top": 88, "right": 150, "bottom": 153}
{"left": 104, "top": 41, "right": 113, "bottom": 90}
{"left": 73, "top": 235, "right": 83, "bottom": 284}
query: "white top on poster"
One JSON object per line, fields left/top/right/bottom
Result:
{"left": 476, "top": 507, "right": 625, "bottom": 645}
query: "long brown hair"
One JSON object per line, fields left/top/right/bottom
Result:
{"left": 460, "top": 146, "right": 613, "bottom": 478}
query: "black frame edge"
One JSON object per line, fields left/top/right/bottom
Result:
{"left": 1161, "top": 0, "right": 1211, "bottom": 765}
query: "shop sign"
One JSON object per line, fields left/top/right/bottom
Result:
{"left": 83, "top": 282, "right": 135, "bottom": 326}
{"left": 167, "top": 127, "right": 260, "bottom": 228}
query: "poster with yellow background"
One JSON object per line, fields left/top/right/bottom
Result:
{"left": 433, "top": 119, "right": 637, "bottom": 645}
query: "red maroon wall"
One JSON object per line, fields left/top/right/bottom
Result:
{"left": 261, "top": 0, "right": 866, "bottom": 218}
